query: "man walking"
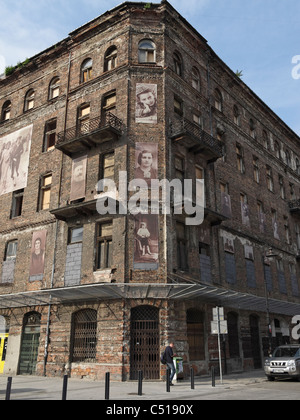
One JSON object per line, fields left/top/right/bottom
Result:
{"left": 165, "top": 342, "right": 177, "bottom": 385}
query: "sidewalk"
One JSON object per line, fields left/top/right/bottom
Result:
{"left": 0, "top": 371, "right": 266, "bottom": 401}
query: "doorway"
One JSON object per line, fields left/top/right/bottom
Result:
{"left": 19, "top": 312, "right": 41, "bottom": 375}
{"left": 130, "top": 306, "right": 160, "bottom": 380}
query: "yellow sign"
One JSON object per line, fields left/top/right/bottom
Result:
{"left": 0, "top": 334, "right": 9, "bottom": 374}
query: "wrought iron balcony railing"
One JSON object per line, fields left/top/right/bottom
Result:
{"left": 56, "top": 112, "right": 124, "bottom": 156}
{"left": 288, "top": 199, "right": 300, "bottom": 215}
{"left": 170, "top": 118, "right": 224, "bottom": 163}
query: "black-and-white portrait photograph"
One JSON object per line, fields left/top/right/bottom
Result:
{"left": 223, "top": 236, "right": 235, "bottom": 254}
{"left": 221, "top": 192, "right": 232, "bottom": 218}
{"left": 244, "top": 244, "right": 254, "bottom": 260}
{"left": 70, "top": 155, "right": 87, "bottom": 202}
{"left": 0, "top": 125, "right": 32, "bottom": 196}
{"left": 136, "top": 83, "right": 158, "bottom": 124}
{"left": 29, "top": 230, "right": 47, "bottom": 277}
{"left": 135, "top": 143, "right": 158, "bottom": 186}
{"left": 241, "top": 202, "right": 250, "bottom": 227}
{"left": 134, "top": 214, "right": 159, "bottom": 270}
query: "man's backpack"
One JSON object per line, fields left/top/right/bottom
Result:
{"left": 161, "top": 350, "right": 167, "bottom": 365}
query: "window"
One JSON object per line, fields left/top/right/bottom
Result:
{"left": 262, "top": 130, "right": 269, "bottom": 150}
{"left": 176, "top": 222, "right": 188, "bottom": 270}
{"left": 227, "top": 313, "right": 240, "bottom": 358}
{"left": 249, "top": 118, "right": 256, "bottom": 139}
{"left": 187, "top": 309, "right": 205, "bottom": 360}
{"left": 284, "top": 216, "right": 290, "bottom": 244}
{"left": 96, "top": 222, "right": 113, "bottom": 270}
{"left": 70, "top": 309, "right": 97, "bottom": 363}
{"left": 49, "top": 77, "right": 60, "bottom": 100}
{"left": 138, "top": 40, "right": 156, "bottom": 63}
{"left": 104, "top": 46, "right": 118, "bottom": 71}
{"left": 43, "top": 119, "right": 57, "bottom": 152}
{"left": 77, "top": 104, "right": 90, "bottom": 135}
{"left": 98, "top": 152, "right": 115, "bottom": 193}
{"left": 214, "top": 89, "right": 223, "bottom": 112}
{"left": 296, "top": 224, "right": 300, "bottom": 251}
{"left": 81, "top": 58, "right": 93, "bottom": 83}
{"left": 266, "top": 166, "right": 274, "bottom": 192}
{"left": 5, "top": 241, "right": 18, "bottom": 260}
{"left": 240, "top": 193, "right": 250, "bottom": 226}
{"left": 173, "top": 52, "right": 183, "bottom": 76}
{"left": 1, "top": 101, "right": 11, "bottom": 121}
{"left": 296, "top": 158, "right": 300, "bottom": 175}
{"left": 39, "top": 173, "right": 52, "bottom": 211}
{"left": 174, "top": 96, "right": 183, "bottom": 115}
{"left": 285, "top": 150, "right": 291, "bottom": 167}
{"left": 276, "top": 259, "right": 287, "bottom": 294}
{"left": 233, "top": 105, "right": 240, "bottom": 126}
{"left": 236, "top": 143, "right": 245, "bottom": 173}
{"left": 274, "top": 141, "right": 281, "bottom": 159}
{"left": 253, "top": 156, "right": 260, "bottom": 183}
{"left": 279, "top": 175, "right": 285, "bottom": 199}
{"left": 24, "top": 89, "right": 35, "bottom": 112}
{"left": 271, "top": 209, "right": 279, "bottom": 239}
{"left": 191, "top": 67, "right": 201, "bottom": 91}
{"left": 193, "top": 113, "right": 202, "bottom": 127}
{"left": 175, "top": 156, "right": 185, "bottom": 182}
{"left": 69, "top": 227, "right": 84, "bottom": 244}
{"left": 11, "top": 189, "right": 24, "bottom": 219}
{"left": 102, "top": 91, "right": 116, "bottom": 114}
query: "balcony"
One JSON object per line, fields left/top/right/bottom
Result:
{"left": 56, "top": 112, "right": 124, "bottom": 156}
{"left": 170, "top": 118, "right": 224, "bottom": 163}
{"left": 51, "top": 199, "right": 99, "bottom": 221}
{"left": 288, "top": 199, "right": 300, "bottom": 215}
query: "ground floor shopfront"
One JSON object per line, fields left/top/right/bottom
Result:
{"left": 0, "top": 283, "right": 299, "bottom": 381}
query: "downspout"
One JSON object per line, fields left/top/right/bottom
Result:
{"left": 43, "top": 50, "right": 72, "bottom": 376}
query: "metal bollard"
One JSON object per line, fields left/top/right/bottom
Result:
{"left": 191, "top": 368, "right": 195, "bottom": 390}
{"left": 5, "top": 377, "right": 12, "bottom": 401}
{"left": 211, "top": 366, "right": 215, "bottom": 388}
{"left": 166, "top": 367, "right": 171, "bottom": 393}
{"left": 138, "top": 371, "right": 143, "bottom": 396}
{"left": 62, "top": 375, "right": 68, "bottom": 400}
{"left": 105, "top": 372, "right": 110, "bottom": 401}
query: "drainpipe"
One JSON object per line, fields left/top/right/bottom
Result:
{"left": 43, "top": 50, "right": 72, "bottom": 376}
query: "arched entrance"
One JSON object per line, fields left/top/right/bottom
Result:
{"left": 19, "top": 312, "right": 41, "bottom": 375}
{"left": 130, "top": 306, "right": 160, "bottom": 380}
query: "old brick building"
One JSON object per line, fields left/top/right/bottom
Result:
{"left": 0, "top": 1, "right": 300, "bottom": 381}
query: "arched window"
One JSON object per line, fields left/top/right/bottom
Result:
{"left": 173, "top": 52, "right": 183, "bottom": 76}
{"left": 70, "top": 309, "right": 97, "bottom": 363}
{"left": 1, "top": 100, "right": 11, "bottom": 121}
{"left": 191, "top": 67, "right": 201, "bottom": 91}
{"left": 138, "top": 40, "right": 156, "bottom": 63}
{"left": 24, "top": 89, "right": 35, "bottom": 112}
{"left": 49, "top": 77, "right": 60, "bottom": 100}
{"left": 81, "top": 58, "right": 93, "bottom": 83}
{"left": 214, "top": 88, "right": 222, "bottom": 112}
{"left": 187, "top": 308, "right": 205, "bottom": 361}
{"left": 104, "top": 46, "right": 118, "bottom": 72}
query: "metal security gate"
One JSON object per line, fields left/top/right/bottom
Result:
{"left": 19, "top": 313, "right": 41, "bottom": 375}
{"left": 130, "top": 306, "right": 160, "bottom": 380}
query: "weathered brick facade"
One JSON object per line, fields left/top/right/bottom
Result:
{"left": 0, "top": 1, "right": 300, "bottom": 381}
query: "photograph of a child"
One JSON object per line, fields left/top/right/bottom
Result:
{"left": 134, "top": 215, "right": 159, "bottom": 268}
{"left": 136, "top": 83, "right": 157, "bottom": 124}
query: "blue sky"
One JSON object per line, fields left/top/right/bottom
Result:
{"left": 1, "top": 0, "right": 300, "bottom": 135}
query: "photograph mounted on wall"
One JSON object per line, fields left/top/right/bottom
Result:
{"left": 0, "top": 125, "right": 32, "bottom": 196}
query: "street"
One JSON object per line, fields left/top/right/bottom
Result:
{"left": 1, "top": 372, "right": 299, "bottom": 401}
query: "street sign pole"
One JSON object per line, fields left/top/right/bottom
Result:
{"left": 217, "top": 307, "right": 223, "bottom": 385}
